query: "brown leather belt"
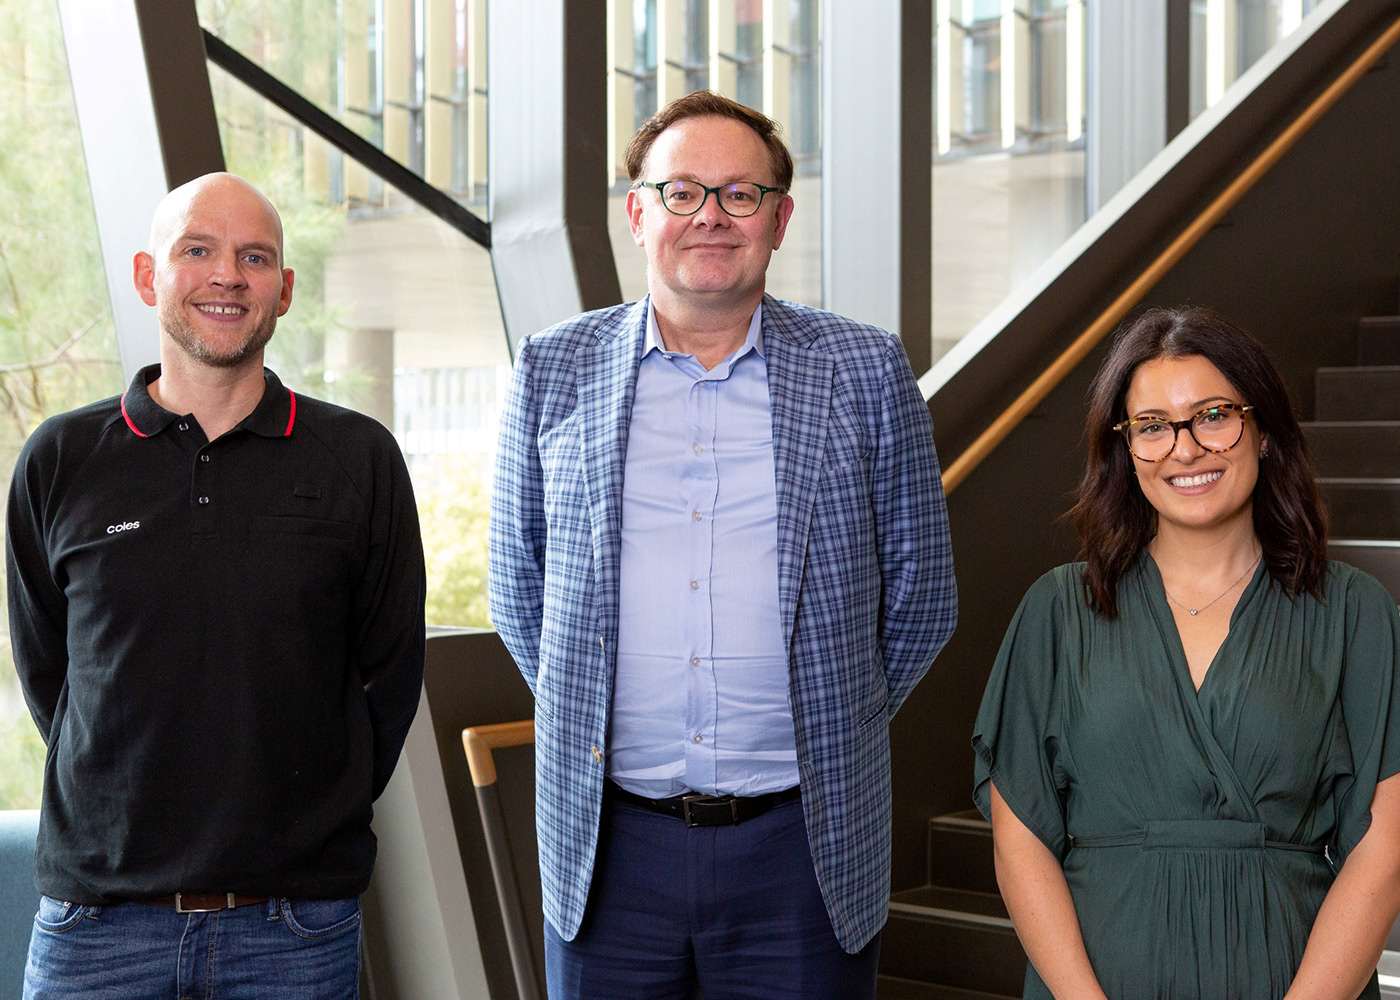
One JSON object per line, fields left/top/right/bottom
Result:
{"left": 605, "top": 780, "right": 801, "bottom": 827}
{"left": 141, "top": 893, "right": 270, "bottom": 913}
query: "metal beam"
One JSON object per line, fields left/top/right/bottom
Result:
{"left": 203, "top": 32, "right": 490, "bottom": 249}
{"left": 56, "top": 0, "right": 225, "bottom": 381}
{"left": 821, "top": 0, "right": 933, "bottom": 374}
{"left": 489, "top": 0, "right": 622, "bottom": 353}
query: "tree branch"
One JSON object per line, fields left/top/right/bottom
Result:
{"left": 0, "top": 315, "right": 105, "bottom": 374}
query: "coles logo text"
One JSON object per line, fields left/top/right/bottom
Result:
{"left": 106, "top": 521, "right": 140, "bottom": 534}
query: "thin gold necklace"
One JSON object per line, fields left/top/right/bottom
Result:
{"left": 1164, "top": 552, "right": 1262, "bottom": 616}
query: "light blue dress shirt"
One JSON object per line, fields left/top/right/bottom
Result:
{"left": 609, "top": 302, "right": 798, "bottom": 798}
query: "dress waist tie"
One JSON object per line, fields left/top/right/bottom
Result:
{"left": 1070, "top": 819, "right": 1327, "bottom": 855}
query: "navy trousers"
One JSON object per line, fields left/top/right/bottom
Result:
{"left": 544, "top": 792, "right": 880, "bottom": 1000}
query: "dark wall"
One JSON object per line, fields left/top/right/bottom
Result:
{"left": 360, "top": 630, "right": 541, "bottom": 1000}
{"left": 891, "top": 10, "right": 1400, "bottom": 892}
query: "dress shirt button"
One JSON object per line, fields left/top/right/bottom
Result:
{"left": 200, "top": 454, "right": 210, "bottom": 463}
{"left": 690, "top": 656, "right": 700, "bottom": 666}
{"left": 692, "top": 511, "right": 702, "bottom": 521}
{"left": 693, "top": 443, "right": 703, "bottom": 453}
{"left": 693, "top": 734, "right": 703, "bottom": 744}
{"left": 689, "top": 580, "right": 699, "bottom": 591}
{"left": 177, "top": 421, "right": 189, "bottom": 431}
{"left": 198, "top": 496, "right": 210, "bottom": 505}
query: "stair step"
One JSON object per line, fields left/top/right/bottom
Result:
{"left": 1330, "top": 540, "right": 1400, "bottom": 603}
{"left": 877, "top": 976, "right": 1018, "bottom": 1000}
{"left": 889, "top": 886, "right": 1011, "bottom": 925}
{"left": 928, "top": 810, "right": 997, "bottom": 895}
{"left": 1303, "top": 423, "right": 1400, "bottom": 478}
{"left": 1319, "top": 479, "right": 1400, "bottom": 538}
{"left": 881, "top": 887, "right": 1026, "bottom": 995}
{"left": 1360, "top": 317, "right": 1400, "bottom": 365}
{"left": 1315, "top": 367, "right": 1400, "bottom": 421}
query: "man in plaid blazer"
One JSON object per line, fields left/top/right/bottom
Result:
{"left": 490, "top": 91, "right": 956, "bottom": 999}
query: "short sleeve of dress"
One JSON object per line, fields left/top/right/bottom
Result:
{"left": 1333, "top": 565, "right": 1400, "bottom": 863}
{"left": 972, "top": 566, "right": 1072, "bottom": 859}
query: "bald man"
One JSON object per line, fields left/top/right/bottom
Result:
{"left": 7, "top": 173, "right": 425, "bottom": 999}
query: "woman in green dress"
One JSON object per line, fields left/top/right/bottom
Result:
{"left": 973, "top": 307, "right": 1400, "bottom": 999}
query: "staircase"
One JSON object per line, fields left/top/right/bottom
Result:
{"left": 876, "top": 811, "right": 1025, "bottom": 998}
{"left": 876, "top": 308, "right": 1400, "bottom": 1000}
{"left": 1308, "top": 310, "right": 1400, "bottom": 603}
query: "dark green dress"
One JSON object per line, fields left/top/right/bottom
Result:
{"left": 973, "top": 556, "right": 1400, "bottom": 999}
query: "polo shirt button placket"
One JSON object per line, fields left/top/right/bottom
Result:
{"left": 192, "top": 434, "right": 216, "bottom": 532}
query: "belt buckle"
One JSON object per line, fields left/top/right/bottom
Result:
{"left": 681, "top": 792, "right": 738, "bottom": 828}
{"left": 175, "top": 893, "right": 236, "bottom": 913}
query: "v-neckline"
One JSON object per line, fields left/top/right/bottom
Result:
{"left": 1141, "top": 553, "right": 1267, "bottom": 698}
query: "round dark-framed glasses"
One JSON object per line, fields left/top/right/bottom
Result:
{"left": 635, "top": 180, "right": 785, "bottom": 218}
{"left": 1113, "top": 403, "right": 1255, "bottom": 463}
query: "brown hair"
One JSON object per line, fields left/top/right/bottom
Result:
{"left": 623, "top": 90, "right": 794, "bottom": 191}
{"left": 1068, "top": 306, "right": 1328, "bottom": 618}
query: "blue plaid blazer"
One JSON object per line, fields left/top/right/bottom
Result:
{"left": 488, "top": 295, "right": 957, "bottom": 952}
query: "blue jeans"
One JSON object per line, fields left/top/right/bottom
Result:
{"left": 23, "top": 895, "right": 361, "bottom": 999}
{"left": 545, "top": 795, "right": 880, "bottom": 999}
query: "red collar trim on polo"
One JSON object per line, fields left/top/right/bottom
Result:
{"left": 120, "top": 393, "right": 151, "bottom": 439}
{"left": 120, "top": 365, "right": 296, "bottom": 439}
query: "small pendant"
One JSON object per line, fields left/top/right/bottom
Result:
{"left": 1189, "top": 609, "right": 1199, "bottom": 616}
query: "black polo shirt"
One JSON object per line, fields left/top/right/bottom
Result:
{"left": 6, "top": 365, "right": 425, "bottom": 903}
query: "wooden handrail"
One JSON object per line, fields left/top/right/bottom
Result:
{"left": 462, "top": 719, "right": 535, "bottom": 787}
{"left": 940, "top": 13, "right": 1400, "bottom": 496}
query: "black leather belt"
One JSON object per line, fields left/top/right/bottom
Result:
{"left": 606, "top": 781, "right": 800, "bottom": 827}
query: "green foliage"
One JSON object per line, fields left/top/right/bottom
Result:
{"left": 0, "top": 2, "right": 495, "bottom": 817}
{"left": 418, "top": 460, "right": 493, "bottom": 629}
{"left": 0, "top": 0, "right": 123, "bottom": 455}
{"left": 0, "top": 0, "right": 124, "bottom": 806}
{"left": 0, "top": 712, "right": 44, "bottom": 810}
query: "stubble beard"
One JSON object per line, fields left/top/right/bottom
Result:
{"left": 161, "top": 299, "right": 277, "bottom": 369}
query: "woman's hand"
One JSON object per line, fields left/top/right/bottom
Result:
{"left": 1283, "top": 771, "right": 1400, "bottom": 1000}
{"left": 989, "top": 781, "right": 1111, "bottom": 1000}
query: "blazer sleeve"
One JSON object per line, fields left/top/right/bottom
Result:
{"left": 873, "top": 333, "right": 957, "bottom": 717}
{"left": 488, "top": 335, "right": 547, "bottom": 693}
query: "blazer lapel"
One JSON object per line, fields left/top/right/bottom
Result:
{"left": 576, "top": 301, "right": 647, "bottom": 632}
{"left": 762, "top": 297, "right": 833, "bottom": 649}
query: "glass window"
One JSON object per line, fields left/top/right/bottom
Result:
{"left": 683, "top": 0, "right": 709, "bottom": 93}
{"left": 1191, "top": 0, "right": 1321, "bottom": 117}
{"left": 1032, "top": 12, "right": 1067, "bottom": 133}
{"left": 734, "top": 1, "right": 764, "bottom": 113}
{"left": 197, "top": 0, "right": 488, "bottom": 213}
{"left": 933, "top": 0, "right": 1086, "bottom": 358}
{"left": 607, "top": 0, "right": 824, "bottom": 312}
{"left": 0, "top": 0, "right": 124, "bottom": 810}
{"left": 966, "top": 26, "right": 1001, "bottom": 138}
{"left": 206, "top": 62, "right": 507, "bottom": 630}
{"left": 968, "top": 0, "right": 1003, "bottom": 23}
{"left": 632, "top": 0, "right": 658, "bottom": 129}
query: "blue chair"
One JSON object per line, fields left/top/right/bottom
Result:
{"left": 0, "top": 811, "right": 39, "bottom": 1000}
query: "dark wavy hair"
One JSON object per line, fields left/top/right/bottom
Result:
{"left": 1068, "top": 306, "right": 1328, "bottom": 618}
{"left": 623, "top": 90, "right": 794, "bottom": 191}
